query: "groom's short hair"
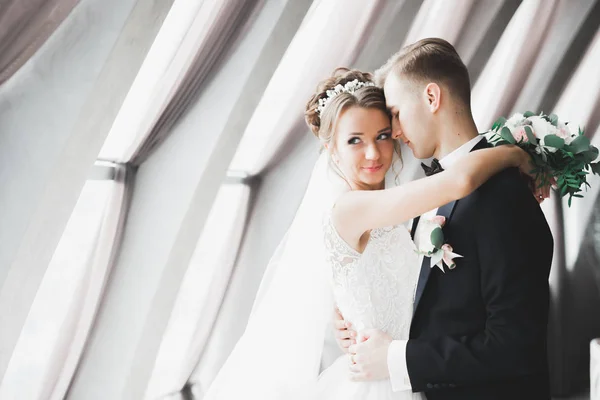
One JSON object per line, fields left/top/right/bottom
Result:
{"left": 375, "top": 38, "right": 471, "bottom": 108}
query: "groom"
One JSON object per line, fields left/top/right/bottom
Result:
{"left": 334, "top": 38, "right": 554, "bottom": 399}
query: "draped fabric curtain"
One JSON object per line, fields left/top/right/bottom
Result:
{"left": 550, "top": 30, "right": 600, "bottom": 395}
{"left": 554, "top": 30, "right": 600, "bottom": 269}
{"left": 0, "top": 0, "right": 174, "bottom": 383}
{"left": 144, "top": 184, "right": 250, "bottom": 400}
{"left": 0, "top": 164, "right": 132, "bottom": 400}
{"left": 0, "top": 0, "right": 80, "bottom": 85}
{"left": 98, "top": 0, "right": 261, "bottom": 165}
{"left": 48, "top": 165, "right": 134, "bottom": 400}
{"left": 403, "top": 0, "right": 475, "bottom": 46}
{"left": 472, "top": 0, "right": 559, "bottom": 131}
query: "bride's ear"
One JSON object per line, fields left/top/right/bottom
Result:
{"left": 424, "top": 83, "right": 441, "bottom": 114}
{"left": 323, "top": 144, "right": 339, "bottom": 165}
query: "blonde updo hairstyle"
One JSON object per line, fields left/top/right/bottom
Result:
{"left": 305, "top": 68, "right": 402, "bottom": 184}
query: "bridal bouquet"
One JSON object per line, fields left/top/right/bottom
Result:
{"left": 484, "top": 111, "right": 600, "bottom": 206}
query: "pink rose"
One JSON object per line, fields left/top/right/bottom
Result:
{"left": 512, "top": 126, "right": 529, "bottom": 143}
{"left": 441, "top": 244, "right": 462, "bottom": 270}
{"left": 430, "top": 215, "right": 446, "bottom": 227}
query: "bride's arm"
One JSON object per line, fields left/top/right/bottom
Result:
{"left": 333, "top": 145, "right": 528, "bottom": 243}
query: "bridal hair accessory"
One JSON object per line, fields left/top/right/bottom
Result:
{"left": 483, "top": 112, "right": 600, "bottom": 206}
{"left": 316, "top": 79, "right": 376, "bottom": 115}
{"left": 415, "top": 216, "right": 462, "bottom": 272}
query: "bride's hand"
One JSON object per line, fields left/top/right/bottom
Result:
{"left": 333, "top": 307, "right": 356, "bottom": 353}
{"left": 514, "top": 148, "right": 554, "bottom": 204}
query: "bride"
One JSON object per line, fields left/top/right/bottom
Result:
{"left": 202, "top": 68, "right": 535, "bottom": 399}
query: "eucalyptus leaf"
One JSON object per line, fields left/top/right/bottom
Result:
{"left": 543, "top": 135, "right": 564, "bottom": 149}
{"left": 500, "top": 127, "right": 515, "bottom": 144}
{"left": 492, "top": 117, "right": 507, "bottom": 131}
{"left": 523, "top": 111, "right": 535, "bottom": 118}
{"left": 582, "top": 146, "right": 599, "bottom": 163}
{"left": 570, "top": 135, "right": 591, "bottom": 154}
{"left": 524, "top": 125, "right": 536, "bottom": 143}
{"left": 431, "top": 227, "right": 444, "bottom": 250}
{"left": 549, "top": 114, "right": 559, "bottom": 126}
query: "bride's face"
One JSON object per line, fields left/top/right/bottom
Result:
{"left": 330, "top": 106, "right": 394, "bottom": 190}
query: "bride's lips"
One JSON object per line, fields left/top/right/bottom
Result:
{"left": 362, "top": 164, "right": 383, "bottom": 173}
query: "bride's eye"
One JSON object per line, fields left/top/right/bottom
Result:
{"left": 347, "top": 137, "right": 361, "bottom": 145}
{"left": 378, "top": 133, "right": 391, "bottom": 140}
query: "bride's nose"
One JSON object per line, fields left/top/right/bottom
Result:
{"left": 365, "top": 144, "right": 380, "bottom": 160}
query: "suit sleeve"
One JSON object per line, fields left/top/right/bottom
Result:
{"left": 405, "top": 170, "right": 553, "bottom": 391}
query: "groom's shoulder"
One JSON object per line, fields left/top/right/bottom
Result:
{"left": 476, "top": 167, "right": 532, "bottom": 204}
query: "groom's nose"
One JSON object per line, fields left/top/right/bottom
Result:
{"left": 392, "top": 128, "right": 404, "bottom": 141}
{"left": 391, "top": 121, "right": 403, "bottom": 140}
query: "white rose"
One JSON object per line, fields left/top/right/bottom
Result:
{"left": 507, "top": 113, "right": 525, "bottom": 127}
{"left": 528, "top": 116, "right": 553, "bottom": 140}
{"left": 415, "top": 220, "right": 435, "bottom": 254}
{"left": 415, "top": 217, "right": 445, "bottom": 254}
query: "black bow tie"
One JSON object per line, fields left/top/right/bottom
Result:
{"left": 421, "top": 158, "right": 444, "bottom": 176}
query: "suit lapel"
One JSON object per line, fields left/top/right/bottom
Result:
{"left": 411, "top": 137, "right": 489, "bottom": 318}
{"left": 410, "top": 216, "right": 420, "bottom": 240}
{"left": 412, "top": 200, "right": 458, "bottom": 316}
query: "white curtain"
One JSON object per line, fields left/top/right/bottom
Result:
{"left": 472, "top": 0, "right": 559, "bottom": 131}
{"left": 99, "top": 0, "right": 257, "bottom": 164}
{"left": 144, "top": 184, "right": 250, "bottom": 400}
{"left": 403, "top": 0, "right": 475, "bottom": 46}
{"left": 554, "top": 30, "right": 600, "bottom": 269}
{"left": 0, "top": 165, "right": 130, "bottom": 400}
{"left": 0, "top": 0, "right": 173, "bottom": 379}
{"left": 98, "top": 0, "right": 215, "bottom": 162}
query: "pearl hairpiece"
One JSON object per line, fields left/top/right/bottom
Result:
{"left": 316, "top": 79, "right": 376, "bottom": 115}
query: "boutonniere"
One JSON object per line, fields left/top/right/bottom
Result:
{"left": 415, "top": 216, "right": 462, "bottom": 272}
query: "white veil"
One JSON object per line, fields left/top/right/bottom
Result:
{"left": 203, "top": 153, "right": 343, "bottom": 399}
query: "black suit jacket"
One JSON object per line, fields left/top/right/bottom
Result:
{"left": 406, "top": 140, "right": 554, "bottom": 400}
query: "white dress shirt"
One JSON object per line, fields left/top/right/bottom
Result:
{"left": 388, "top": 135, "right": 483, "bottom": 392}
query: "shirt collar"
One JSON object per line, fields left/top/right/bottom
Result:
{"left": 439, "top": 136, "right": 483, "bottom": 169}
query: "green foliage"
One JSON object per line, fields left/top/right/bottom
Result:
{"left": 486, "top": 112, "right": 598, "bottom": 206}
{"left": 431, "top": 227, "right": 444, "bottom": 250}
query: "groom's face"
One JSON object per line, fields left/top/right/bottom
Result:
{"left": 383, "top": 74, "right": 437, "bottom": 160}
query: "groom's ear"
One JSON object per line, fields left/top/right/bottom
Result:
{"left": 424, "top": 83, "right": 441, "bottom": 114}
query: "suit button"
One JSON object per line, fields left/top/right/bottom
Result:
{"left": 449, "top": 383, "right": 457, "bottom": 388}
{"left": 427, "top": 383, "right": 433, "bottom": 389}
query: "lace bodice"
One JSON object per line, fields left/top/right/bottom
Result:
{"left": 323, "top": 215, "right": 420, "bottom": 340}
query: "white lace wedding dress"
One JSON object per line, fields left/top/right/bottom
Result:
{"left": 316, "top": 213, "right": 425, "bottom": 400}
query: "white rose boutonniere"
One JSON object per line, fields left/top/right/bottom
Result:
{"left": 415, "top": 216, "right": 462, "bottom": 272}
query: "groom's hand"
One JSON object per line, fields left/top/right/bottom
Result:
{"left": 333, "top": 307, "right": 356, "bottom": 353}
{"left": 348, "top": 329, "right": 392, "bottom": 381}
